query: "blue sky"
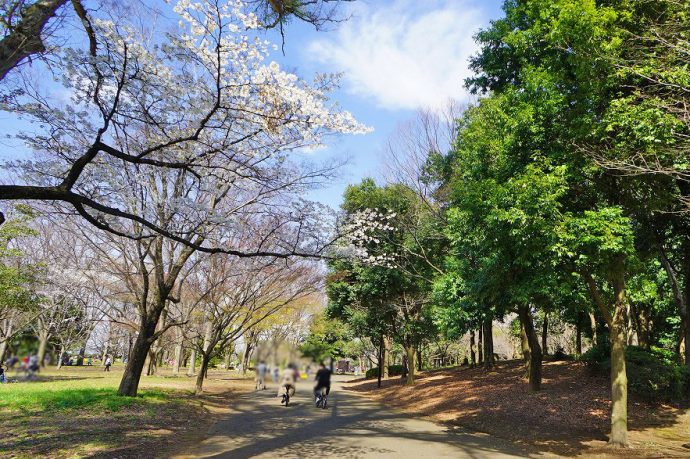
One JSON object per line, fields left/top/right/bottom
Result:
{"left": 0, "top": 0, "right": 506, "bottom": 209}
{"left": 270, "top": 0, "right": 506, "bottom": 208}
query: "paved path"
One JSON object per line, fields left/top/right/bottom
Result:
{"left": 176, "top": 376, "right": 530, "bottom": 459}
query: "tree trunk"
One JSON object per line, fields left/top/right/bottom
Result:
{"left": 683, "top": 238, "right": 690, "bottom": 366}
{"left": 583, "top": 267, "right": 628, "bottom": 446}
{"left": 382, "top": 335, "right": 391, "bottom": 377}
{"left": 126, "top": 333, "right": 133, "bottom": 362}
{"left": 56, "top": 344, "right": 65, "bottom": 369}
{"left": 0, "top": 0, "right": 68, "bottom": 81}
{"left": 187, "top": 349, "right": 197, "bottom": 376}
{"left": 658, "top": 235, "right": 690, "bottom": 365}
{"left": 609, "top": 276, "right": 629, "bottom": 447}
{"left": 172, "top": 343, "right": 183, "bottom": 374}
{"left": 520, "top": 321, "right": 531, "bottom": 364}
{"left": 589, "top": 312, "right": 598, "bottom": 346}
{"left": 0, "top": 340, "right": 8, "bottom": 366}
{"left": 118, "top": 331, "right": 152, "bottom": 396}
{"left": 102, "top": 322, "right": 111, "bottom": 364}
{"left": 405, "top": 345, "right": 415, "bottom": 386}
{"left": 377, "top": 336, "right": 383, "bottom": 388}
{"left": 575, "top": 311, "right": 582, "bottom": 356}
{"left": 469, "top": 330, "right": 476, "bottom": 366}
{"left": 478, "top": 327, "right": 483, "bottom": 364}
{"left": 630, "top": 303, "right": 650, "bottom": 350}
{"left": 609, "top": 307, "right": 628, "bottom": 446}
{"left": 541, "top": 312, "right": 548, "bottom": 355}
{"left": 223, "top": 351, "right": 231, "bottom": 371}
{"left": 76, "top": 346, "right": 85, "bottom": 366}
{"left": 146, "top": 348, "right": 157, "bottom": 376}
{"left": 242, "top": 344, "right": 252, "bottom": 375}
{"left": 37, "top": 332, "right": 48, "bottom": 367}
{"left": 482, "top": 319, "right": 494, "bottom": 368}
{"left": 401, "top": 352, "right": 408, "bottom": 379}
{"left": 625, "top": 303, "right": 636, "bottom": 345}
{"left": 518, "top": 306, "right": 542, "bottom": 391}
{"left": 195, "top": 353, "right": 211, "bottom": 394}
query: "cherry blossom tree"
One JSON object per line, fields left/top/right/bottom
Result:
{"left": 0, "top": 0, "right": 368, "bottom": 255}
{"left": 0, "top": 0, "right": 354, "bottom": 81}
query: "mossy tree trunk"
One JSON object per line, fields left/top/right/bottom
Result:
{"left": 404, "top": 345, "right": 415, "bottom": 386}
{"left": 383, "top": 335, "right": 391, "bottom": 377}
{"left": 583, "top": 267, "right": 629, "bottom": 447}
{"left": 482, "top": 319, "right": 494, "bottom": 368}
{"left": 518, "top": 306, "right": 542, "bottom": 391}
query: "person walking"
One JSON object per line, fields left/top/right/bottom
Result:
{"left": 256, "top": 360, "right": 267, "bottom": 390}
{"left": 104, "top": 355, "right": 112, "bottom": 372}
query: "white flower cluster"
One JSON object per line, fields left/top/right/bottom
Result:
{"left": 340, "top": 209, "right": 398, "bottom": 266}
{"left": 2, "top": 0, "right": 372, "bottom": 239}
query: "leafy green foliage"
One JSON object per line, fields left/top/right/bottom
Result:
{"left": 299, "top": 314, "right": 354, "bottom": 363}
{"left": 365, "top": 365, "right": 405, "bottom": 379}
{"left": 581, "top": 343, "right": 687, "bottom": 402}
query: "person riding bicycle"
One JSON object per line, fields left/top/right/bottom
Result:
{"left": 278, "top": 363, "right": 298, "bottom": 404}
{"left": 313, "top": 362, "right": 331, "bottom": 406}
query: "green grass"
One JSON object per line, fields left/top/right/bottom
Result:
{"left": 0, "top": 371, "right": 170, "bottom": 413}
{"left": 0, "top": 386, "right": 169, "bottom": 412}
{"left": 0, "top": 366, "right": 249, "bottom": 459}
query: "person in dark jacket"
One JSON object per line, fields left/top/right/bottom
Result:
{"left": 313, "top": 362, "right": 331, "bottom": 399}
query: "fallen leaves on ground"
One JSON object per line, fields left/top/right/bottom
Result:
{"left": 346, "top": 360, "right": 690, "bottom": 458}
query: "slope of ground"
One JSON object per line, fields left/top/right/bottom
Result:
{"left": 345, "top": 360, "right": 690, "bottom": 458}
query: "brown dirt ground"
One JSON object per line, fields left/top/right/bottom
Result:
{"left": 345, "top": 360, "right": 690, "bottom": 458}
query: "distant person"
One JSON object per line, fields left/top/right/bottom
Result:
{"left": 272, "top": 366, "right": 279, "bottom": 383}
{"left": 27, "top": 354, "right": 39, "bottom": 379}
{"left": 256, "top": 360, "right": 267, "bottom": 390}
{"left": 104, "top": 355, "right": 112, "bottom": 372}
{"left": 87, "top": 357, "right": 93, "bottom": 366}
{"left": 313, "top": 362, "right": 331, "bottom": 400}
{"left": 6, "top": 355, "right": 18, "bottom": 369}
{"left": 278, "top": 364, "right": 297, "bottom": 404}
{"left": 0, "top": 363, "right": 6, "bottom": 383}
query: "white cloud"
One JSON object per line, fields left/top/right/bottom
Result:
{"left": 307, "top": 0, "right": 484, "bottom": 111}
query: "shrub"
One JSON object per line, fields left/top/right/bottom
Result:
{"left": 625, "top": 346, "right": 683, "bottom": 402}
{"left": 551, "top": 346, "right": 570, "bottom": 361}
{"left": 388, "top": 364, "right": 405, "bottom": 376}
{"left": 580, "top": 343, "right": 686, "bottom": 402}
{"left": 365, "top": 364, "right": 406, "bottom": 379}
{"left": 680, "top": 365, "right": 690, "bottom": 398}
{"left": 579, "top": 341, "right": 610, "bottom": 372}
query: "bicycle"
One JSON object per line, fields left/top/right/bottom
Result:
{"left": 280, "top": 384, "right": 294, "bottom": 406}
{"left": 314, "top": 386, "right": 329, "bottom": 409}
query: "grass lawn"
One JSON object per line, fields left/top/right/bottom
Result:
{"left": 0, "top": 365, "right": 254, "bottom": 458}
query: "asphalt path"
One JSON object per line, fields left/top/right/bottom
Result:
{"left": 175, "top": 375, "right": 531, "bottom": 458}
